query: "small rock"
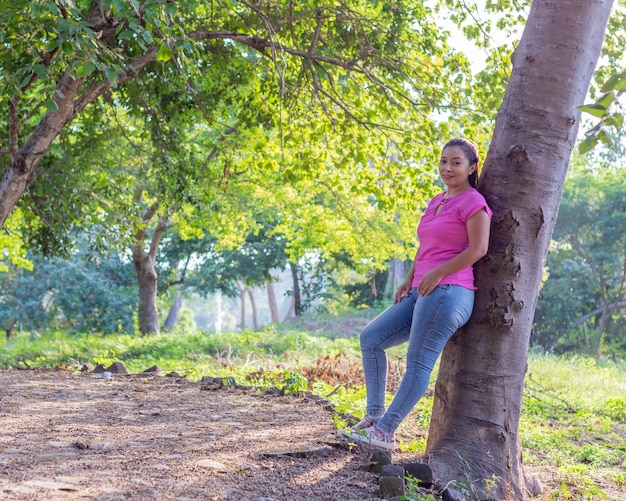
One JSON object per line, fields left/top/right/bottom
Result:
{"left": 72, "top": 440, "right": 88, "bottom": 450}
{"left": 369, "top": 449, "right": 393, "bottom": 473}
{"left": 106, "top": 362, "right": 128, "bottom": 374}
{"left": 142, "top": 366, "right": 161, "bottom": 374}
{"left": 92, "top": 364, "right": 106, "bottom": 374}
{"left": 196, "top": 459, "right": 228, "bottom": 471}
{"left": 166, "top": 371, "right": 181, "bottom": 378}
{"left": 380, "top": 464, "right": 405, "bottom": 478}
{"left": 81, "top": 363, "right": 95, "bottom": 372}
{"left": 379, "top": 475, "right": 405, "bottom": 498}
{"left": 526, "top": 473, "right": 543, "bottom": 497}
{"left": 399, "top": 462, "right": 433, "bottom": 488}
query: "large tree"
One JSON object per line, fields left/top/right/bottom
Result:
{"left": 426, "top": 0, "right": 615, "bottom": 498}
{"left": 0, "top": 0, "right": 470, "bottom": 234}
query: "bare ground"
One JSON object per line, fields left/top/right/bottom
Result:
{"left": 2, "top": 368, "right": 624, "bottom": 501}
{"left": 0, "top": 368, "right": 391, "bottom": 501}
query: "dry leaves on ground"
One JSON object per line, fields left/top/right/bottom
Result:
{"left": 0, "top": 368, "right": 386, "bottom": 501}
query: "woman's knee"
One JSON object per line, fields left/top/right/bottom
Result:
{"left": 359, "top": 324, "right": 378, "bottom": 350}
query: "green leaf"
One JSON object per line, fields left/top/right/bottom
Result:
{"left": 595, "top": 93, "right": 614, "bottom": 109}
{"left": 104, "top": 68, "right": 118, "bottom": 86}
{"left": 604, "top": 113, "right": 624, "bottom": 129}
{"left": 45, "top": 98, "right": 59, "bottom": 112}
{"left": 156, "top": 43, "right": 173, "bottom": 62}
{"left": 141, "top": 30, "right": 154, "bottom": 44}
{"left": 597, "top": 129, "right": 611, "bottom": 145}
{"left": 577, "top": 104, "right": 608, "bottom": 118}
{"left": 578, "top": 135, "right": 598, "bottom": 155}
{"left": 18, "top": 74, "right": 32, "bottom": 89}
{"left": 118, "top": 29, "right": 134, "bottom": 40}
{"left": 76, "top": 61, "right": 96, "bottom": 77}
{"left": 33, "top": 64, "right": 47, "bottom": 79}
{"left": 600, "top": 71, "right": 626, "bottom": 93}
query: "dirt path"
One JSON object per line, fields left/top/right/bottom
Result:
{"left": 0, "top": 369, "right": 387, "bottom": 500}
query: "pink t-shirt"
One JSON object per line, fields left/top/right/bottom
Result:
{"left": 411, "top": 188, "right": 492, "bottom": 291}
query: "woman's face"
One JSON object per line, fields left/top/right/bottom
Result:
{"left": 439, "top": 145, "right": 476, "bottom": 193}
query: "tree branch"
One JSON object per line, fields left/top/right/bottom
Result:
{"left": 207, "top": 126, "right": 238, "bottom": 163}
{"left": 8, "top": 95, "right": 19, "bottom": 156}
{"left": 74, "top": 48, "right": 158, "bottom": 116}
{"left": 134, "top": 200, "right": 159, "bottom": 242}
{"left": 187, "top": 30, "right": 359, "bottom": 70}
{"left": 564, "top": 301, "right": 626, "bottom": 332}
{"left": 149, "top": 216, "right": 169, "bottom": 262}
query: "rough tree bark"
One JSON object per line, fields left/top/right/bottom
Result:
{"left": 426, "top": 1, "right": 614, "bottom": 499}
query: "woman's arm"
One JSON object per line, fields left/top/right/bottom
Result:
{"left": 417, "top": 209, "right": 491, "bottom": 297}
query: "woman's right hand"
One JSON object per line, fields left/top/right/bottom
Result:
{"left": 393, "top": 282, "right": 412, "bottom": 304}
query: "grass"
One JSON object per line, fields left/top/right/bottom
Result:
{"left": 2, "top": 315, "right": 626, "bottom": 500}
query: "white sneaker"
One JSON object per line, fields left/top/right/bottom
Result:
{"left": 351, "top": 416, "right": 378, "bottom": 431}
{"left": 338, "top": 425, "right": 395, "bottom": 450}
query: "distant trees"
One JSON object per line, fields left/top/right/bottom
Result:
{"left": 533, "top": 164, "right": 626, "bottom": 358}
{"left": 0, "top": 242, "right": 137, "bottom": 339}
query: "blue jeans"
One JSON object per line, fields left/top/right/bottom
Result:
{"left": 360, "top": 285, "right": 474, "bottom": 434}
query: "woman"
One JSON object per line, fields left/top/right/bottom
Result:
{"left": 340, "top": 138, "right": 492, "bottom": 450}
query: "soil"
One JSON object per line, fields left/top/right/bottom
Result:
{"left": 0, "top": 368, "right": 397, "bottom": 501}
{"left": 1, "top": 368, "right": 624, "bottom": 501}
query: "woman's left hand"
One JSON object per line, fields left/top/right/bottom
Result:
{"left": 417, "top": 269, "right": 443, "bottom": 297}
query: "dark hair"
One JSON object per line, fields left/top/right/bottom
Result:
{"left": 443, "top": 137, "right": 480, "bottom": 188}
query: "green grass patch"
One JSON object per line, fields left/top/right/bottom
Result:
{"left": 0, "top": 323, "right": 361, "bottom": 379}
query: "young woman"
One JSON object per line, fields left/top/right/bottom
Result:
{"left": 340, "top": 138, "right": 492, "bottom": 450}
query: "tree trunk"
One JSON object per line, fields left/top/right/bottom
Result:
{"left": 163, "top": 295, "right": 183, "bottom": 330}
{"left": 289, "top": 261, "right": 302, "bottom": 317}
{"left": 133, "top": 248, "right": 160, "bottom": 335}
{"left": 283, "top": 295, "right": 296, "bottom": 322}
{"left": 246, "top": 287, "right": 260, "bottom": 330}
{"left": 266, "top": 279, "right": 280, "bottom": 323}
{"left": 5, "top": 319, "right": 17, "bottom": 341}
{"left": 0, "top": 73, "right": 84, "bottom": 229}
{"left": 237, "top": 280, "right": 247, "bottom": 329}
{"left": 593, "top": 303, "right": 617, "bottom": 358}
{"left": 133, "top": 215, "right": 168, "bottom": 335}
{"left": 426, "top": 1, "right": 614, "bottom": 499}
{"left": 384, "top": 258, "right": 408, "bottom": 299}
{"left": 214, "top": 289, "right": 224, "bottom": 334}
